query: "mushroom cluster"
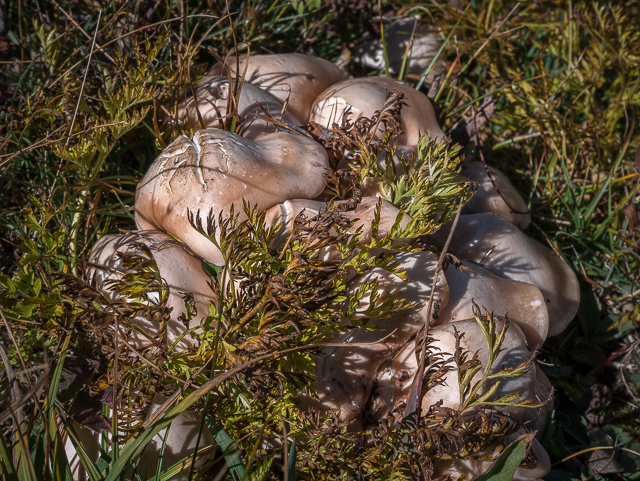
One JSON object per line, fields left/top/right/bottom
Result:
{"left": 79, "top": 51, "right": 580, "bottom": 480}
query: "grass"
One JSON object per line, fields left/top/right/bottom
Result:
{"left": 1, "top": 0, "right": 639, "bottom": 480}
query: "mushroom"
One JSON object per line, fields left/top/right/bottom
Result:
{"left": 135, "top": 129, "right": 329, "bottom": 265}
{"left": 87, "top": 230, "right": 217, "bottom": 350}
{"left": 210, "top": 53, "right": 344, "bottom": 123}
{"left": 263, "top": 196, "right": 413, "bottom": 253}
{"left": 309, "top": 76, "right": 445, "bottom": 149}
{"left": 433, "top": 436, "right": 551, "bottom": 481}
{"left": 461, "top": 161, "right": 531, "bottom": 229}
{"left": 65, "top": 394, "right": 217, "bottom": 481}
{"left": 177, "top": 76, "right": 301, "bottom": 139}
{"left": 429, "top": 213, "right": 580, "bottom": 336}
{"left": 353, "top": 17, "right": 443, "bottom": 80}
{"left": 522, "top": 364, "right": 553, "bottom": 439}
{"left": 436, "top": 260, "right": 549, "bottom": 350}
{"left": 312, "top": 250, "right": 449, "bottom": 428}
{"left": 421, "top": 318, "right": 536, "bottom": 421}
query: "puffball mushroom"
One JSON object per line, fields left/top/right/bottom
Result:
{"left": 430, "top": 213, "right": 580, "bottom": 337}
{"left": 176, "top": 76, "right": 300, "bottom": 139}
{"left": 135, "top": 128, "right": 329, "bottom": 265}
{"left": 310, "top": 76, "right": 445, "bottom": 149}
{"left": 87, "top": 230, "right": 217, "bottom": 350}
{"left": 210, "top": 53, "right": 344, "bottom": 123}
{"left": 461, "top": 161, "right": 531, "bottom": 229}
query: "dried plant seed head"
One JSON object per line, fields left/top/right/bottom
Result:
{"left": 177, "top": 76, "right": 301, "bottom": 138}
{"left": 461, "top": 162, "right": 531, "bottom": 229}
{"left": 211, "top": 53, "right": 344, "bottom": 123}
{"left": 87, "top": 230, "right": 217, "bottom": 350}
{"left": 135, "top": 129, "right": 329, "bottom": 265}
{"left": 436, "top": 260, "right": 549, "bottom": 350}
{"left": 430, "top": 213, "right": 580, "bottom": 336}
{"left": 310, "top": 77, "right": 445, "bottom": 149}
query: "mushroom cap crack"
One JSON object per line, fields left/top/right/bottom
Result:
{"left": 135, "top": 129, "right": 329, "bottom": 265}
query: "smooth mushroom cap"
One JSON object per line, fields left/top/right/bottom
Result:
{"left": 353, "top": 17, "right": 443, "bottom": 79}
{"left": 429, "top": 213, "right": 580, "bottom": 337}
{"left": 264, "top": 196, "right": 414, "bottom": 257}
{"left": 87, "top": 230, "right": 217, "bottom": 350}
{"left": 136, "top": 394, "right": 217, "bottom": 481}
{"left": 433, "top": 437, "right": 551, "bottom": 481}
{"left": 309, "top": 76, "right": 445, "bottom": 149}
{"left": 65, "top": 396, "right": 217, "bottom": 481}
{"left": 436, "top": 260, "right": 549, "bottom": 350}
{"left": 314, "top": 251, "right": 449, "bottom": 426}
{"left": 365, "top": 337, "right": 418, "bottom": 424}
{"left": 461, "top": 161, "right": 531, "bottom": 229}
{"left": 522, "top": 364, "right": 553, "bottom": 439}
{"left": 210, "top": 53, "right": 344, "bottom": 123}
{"left": 135, "top": 129, "right": 329, "bottom": 265}
{"left": 177, "top": 76, "right": 300, "bottom": 139}
{"left": 422, "top": 318, "right": 535, "bottom": 420}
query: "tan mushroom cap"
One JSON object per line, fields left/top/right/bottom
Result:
{"left": 436, "top": 260, "right": 549, "bottom": 350}
{"left": 522, "top": 364, "right": 553, "bottom": 439}
{"left": 315, "top": 251, "right": 449, "bottom": 426}
{"left": 210, "top": 53, "right": 344, "bottom": 123}
{"left": 462, "top": 161, "right": 531, "bottom": 229}
{"left": 309, "top": 76, "right": 445, "bottom": 149}
{"left": 135, "top": 129, "right": 329, "bottom": 265}
{"left": 65, "top": 394, "right": 217, "bottom": 481}
{"left": 433, "top": 436, "right": 551, "bottom": 481}
{"left": 422, "top": 318, "right": 536, "bottom": 420}
{"left": 264, "top": 196, "right": 413, "bottom": 253}
{"left": 354, "top": 17, "right": 443, "bottom": 79}
{"left": 87, "top": 230, "right": 217, "bottom": 350}
{"left": 430, "top": 213, "right": 580, "bottom": 337}
{"left": 177, "top": 76, "right": 300, "bottom": 139}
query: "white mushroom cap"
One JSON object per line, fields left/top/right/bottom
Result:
{"left": 522, "top": 364, "right": 553, "bottom": 439}
{"left": 353, "top": 17, "right": 443, "bottom": 79}
{"left": 422, "top": 318, "right": 535, "bottom": 420}
{"left": 437, "top": 260, "right": 549, "bottom": 350}
{"left": 210, "top": 53, "right": 344, "bottom": 123}
{"left": 309, "top": 76, "right": 445, "bottom": 149}
{"left": 136, "top": 394, "right": 217, "bottom": 481}
{"left": 315, "top": 251, "right": 449, "bottom": 425}
{"left": 430, "top": 213, "right": 580, "bottom": 337}
{"left": 177, "top": 76, "right": 300, "bottom": 139}
{"left": 65, "top": 394, "right": 217, "bottom": 481}
{"left": 87, "top": 230, "right": 217, "bottom": 350}
{"left": 433, "top": 437, "right": 551, "bottom": 481}
{"left": 462, "top": 161, "right": 531, "bottom": 229}
{"left": 135, "top": 129, "right": 329, "bottom": 265}
{"left": 263, "top": 196, "right": 414, "bottom": 259}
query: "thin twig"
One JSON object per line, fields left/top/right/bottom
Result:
{"left": 66, "top": 10, "right": 102, "bottom": 148}
{"left": 404, "top": 197, "right": 463, "bottom": 421}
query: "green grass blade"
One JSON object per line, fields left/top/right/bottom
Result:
{"left": 209, "top": 420, "right": 244, "bottom": 481}
{"left": 474, "top": 437, "right": 529, "bottom": 481}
